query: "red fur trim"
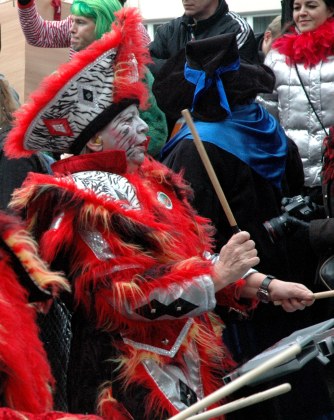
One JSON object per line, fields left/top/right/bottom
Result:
{"left": 111, "top": 317, "right": 231, "bottom": 419}
{"left": 97, "top": 387, "right": 134, "bottom": 420}
{"left": 0, "top": 211, "right": 69, "bottom": 297}
{"left": 216, "top": 279, "right": 258, "bottom": 313}
{"left": 273, "top": 19, "right": 334, "bottom": 68}
{"left": 51, "top": 150, "right": 127, "bottom": 175}
{"left": 0, "top": 408, "right": 102, "bottom": 419}
{"left": 112, "top": 8, "right": 150, "bottom": 108}
{"left": 4, "top": 7, "right": 149, "bottom": 159}
{"left": 322, "top": 127, "right": 334, "bottom": 183}
{"left": 0, "top": 252, "right": 54, "bottom": 412}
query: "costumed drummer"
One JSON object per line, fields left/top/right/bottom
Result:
{"left": 4, "top": 8, "right": 314, "bottom": 419}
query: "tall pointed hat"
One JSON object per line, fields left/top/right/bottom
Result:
{"left": 4, "top": 7, "right": 149, "bottom": 158}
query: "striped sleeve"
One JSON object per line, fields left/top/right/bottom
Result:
{"left": 227, "top": 11, "right": 253, "bottom": 49}
{"left": 18, "top": 0, "right": 72, "bottom": 48}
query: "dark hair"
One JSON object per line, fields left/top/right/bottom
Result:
{"left": 282, "top": 0, "right": 334, "bottom": 25}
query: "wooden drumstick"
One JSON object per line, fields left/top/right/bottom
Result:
{"left": 187, "top": 383, "right": 291, "bottom": 420}
{"left": 168, "top": 343, "right": 301, "bottom": 420}
{"left": 181, "top": 109, "right": 240, "bottom": 233}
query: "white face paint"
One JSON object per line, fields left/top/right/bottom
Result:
{"left": 99, "top": 104, "right": 149, "bottom": 170}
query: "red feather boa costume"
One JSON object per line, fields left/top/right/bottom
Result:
{"left": 273, "top": 18, "right": 334, "bottom": 68}
{"left": 9, "top": 153, "right": 256, "bottom": 420}
{"left": 0, "top": 212, "right": 102, "bottom": 419}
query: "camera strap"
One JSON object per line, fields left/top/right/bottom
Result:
{"left": 294, "top": 63, "right": 328, "bottom": 137}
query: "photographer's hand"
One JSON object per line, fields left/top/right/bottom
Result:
{"left": 281, "top": 195, "right": 325, "bottom": 220}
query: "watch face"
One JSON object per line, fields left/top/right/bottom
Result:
{"left": 257, "top": 289, "right": 270, "bottom": 303}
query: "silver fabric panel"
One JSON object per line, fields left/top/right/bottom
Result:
{"left": 242, "top": 268, "right": 258, "bottom": 278}
{"left": 72, "top": 171, "right": 141, "bottom": 209}
{"left": 203, "top": 251, "right": 219, "bottom": 264}
{"left": 141, "top": 340, "right": 204, "bottom": 413}
{"left": 122, "top": 318, "right": 193, "bottom": 357}
{"left": 118, "top": 275, "right": 216, "bottom": 321}
{"left": 79, "top": 229, "right": 115, "bottom": 261}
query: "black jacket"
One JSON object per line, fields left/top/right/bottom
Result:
{"left": 149, "top": 0, "right": 259, "bottom": 77}
{"left": 0, "top": 126, "right": 53, "bottom": 210}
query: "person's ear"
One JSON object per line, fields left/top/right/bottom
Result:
{"left": 86, "top": 135, "right": 103, "bottom": 152}
{"left": 263, "top": 30, "right": 272, "bottom": 43}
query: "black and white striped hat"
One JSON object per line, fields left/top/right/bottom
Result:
{"left": 5, "top": 7, "right": 149, "bottom": 158}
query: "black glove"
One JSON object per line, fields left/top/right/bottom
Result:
{"left": 17, "top": 0, "right": 32, "bottom": 6}
{"left": 281, "top": 195, "right": 325, "bottom": 222}
{"left": 263, "top": 214, "right": 309, "bottom": 243}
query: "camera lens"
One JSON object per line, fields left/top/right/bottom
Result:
{"left": 263, "top": 214, "right": 289, "bottom": 243}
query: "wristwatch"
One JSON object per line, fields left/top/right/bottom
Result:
{"left": 256, "top": 275, "right": 276, "bottom": 303}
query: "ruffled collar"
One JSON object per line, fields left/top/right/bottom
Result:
{"left": 272, "top": 18, "right": 334, "bottom": 67}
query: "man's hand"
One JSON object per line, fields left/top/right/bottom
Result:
{"left": 268, "top": 279, "right": 315, "bottom": 312}
{"left": 213, "top": 231, "right": 260, "bottom": 292}
{"left": 240, "top": 273, "right": 315, "bottom": 312}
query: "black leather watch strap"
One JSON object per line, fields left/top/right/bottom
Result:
{"left": 257, "top": 274, "right": 275, "bottom": 303}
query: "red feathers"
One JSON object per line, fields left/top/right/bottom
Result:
{"left": 0, "top": 213, "right": 54, "bottom": 413}
{"left": 273, "top": 19, "right": 334, "bottom": 68}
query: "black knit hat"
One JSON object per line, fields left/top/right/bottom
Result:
{"left": 153, "top": 33, "right": 275, "bottom": 122}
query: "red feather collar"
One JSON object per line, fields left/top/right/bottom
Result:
{"left": 51, "top": 150, "right": 128, "bottom": 175}
{"left": 272, "top": 18, "right": 334, "bottom": 67}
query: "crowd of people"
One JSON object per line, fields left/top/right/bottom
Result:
{"left": 1, "top": 0, "right": 334, "bottom": 419}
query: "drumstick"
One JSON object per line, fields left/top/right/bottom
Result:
{"left": 168, "top": 343, "right": 301, "bottom": 420}
{"left": 187, "top": 383, "right": 291, "bottom": 420}
{"left": 181, "top": 109, "right": 240, "bottom": 233}
{"left": 274, "top": 289, "right": 334, "bottom": 306}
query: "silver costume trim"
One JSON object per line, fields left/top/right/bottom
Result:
{"left": 116, "top": 275, "right": 216, "bottom": 321}
{"left": 122, "top": 318, "right": 193, "bottom": 357}
{"left": 49, "top": 212, "right": 64, "bottom": 230}
{"left": 203, "top": 251, "right": 219, "bottom": 264}
{"left": 79, "top": 230, "right": 115, "bottom": 261}
{"left": 242, "top": 268, "right": 258, "bottom": 278}
{"left": 142, "top": 340, "right": 204, "bottom": 412}
{"left": 72, "top": 171, "right": 141, "bottom": 209}
{"left": 79, "top": 230, "right": 143, "bottom": 273}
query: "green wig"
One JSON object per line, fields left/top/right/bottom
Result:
{"left": 71, "top": 0, "right": 122, "bottom": 40}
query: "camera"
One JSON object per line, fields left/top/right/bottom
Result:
{"left": 263, "top": 195, "right": 318, "bottom": 243}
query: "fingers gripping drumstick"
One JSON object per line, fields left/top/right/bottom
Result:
{"left": 181, "top": 109, "right": 240, "bottom": 233}
{"left": 274, "top": 289, "right": 334, "bottom": 305}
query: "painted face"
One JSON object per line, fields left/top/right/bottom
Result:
{"left": 182, "top": 0, "right": 219, "bottom": 21}
{"left": 293, "top": 0, "right": 333, "bottom": 32}
{"left": 70, "top": 15, "right": 96, "bottom": 52}
{"left": 99, "top": 104, "right": 149, "bottom": 170}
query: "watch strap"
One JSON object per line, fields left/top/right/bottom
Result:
{"left": 257, "top": 274, "right": 275, "bottom": 303}
{"left": 261, "top": 275, "right": 275, "bottom": 290}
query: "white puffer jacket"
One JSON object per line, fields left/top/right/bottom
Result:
{"left": 257, "top": 49, "right": 334, "bottom": 188}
